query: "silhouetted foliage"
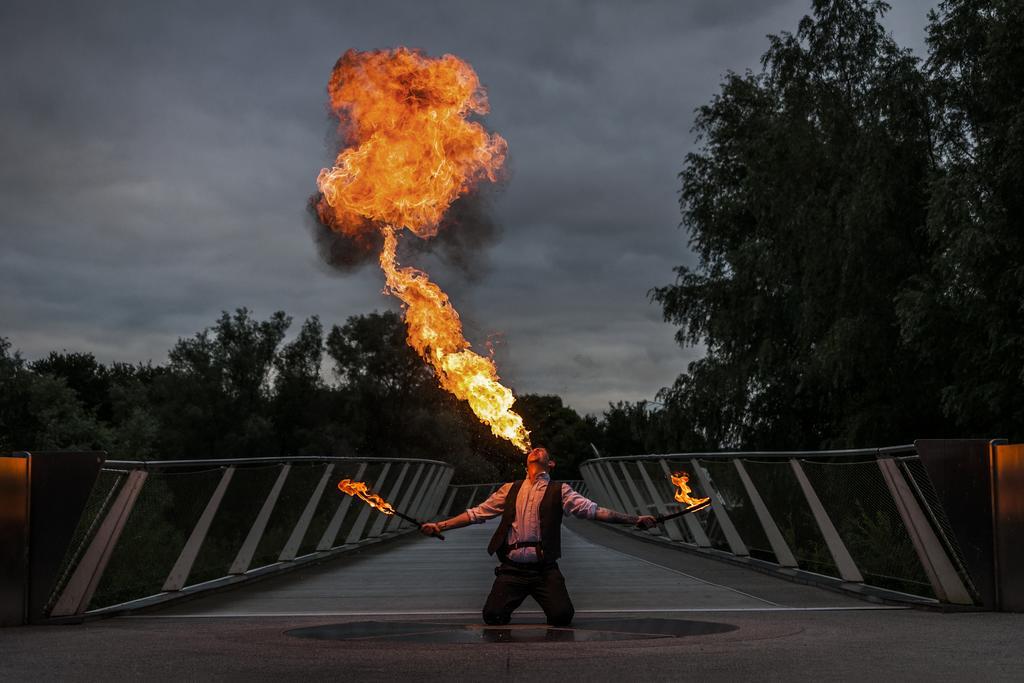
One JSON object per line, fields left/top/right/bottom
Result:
{"left": 896, "top": 0, "right": 1024, "bottom": 439}
{"left": 652, "top": 0, "right": 1021, "bottom": 449}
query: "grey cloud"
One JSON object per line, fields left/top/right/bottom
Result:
{"left": 2, "top": 0, "right": 936, "bottom": 415}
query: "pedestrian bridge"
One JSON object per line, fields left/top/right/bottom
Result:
{"left": 3, "top": 441, "right": 1024, "bottom": 679}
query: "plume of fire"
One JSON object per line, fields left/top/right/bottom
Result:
{"left": 316, "top": 47, "right": 530, "bottom": 453}
{"left": 670, "top": 471, "right": 710, "bottom": 508}
{"left": 337, "top": 478, "right": 396, "bottom": 515}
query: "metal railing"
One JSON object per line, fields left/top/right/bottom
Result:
{"left": 580, "top": 446, "right": 976, "bottom": 606}
{"left": 47, "top": 456, "right": 454, "bottom": 618}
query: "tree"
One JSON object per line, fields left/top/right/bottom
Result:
{"left": 30, "top": 351, "right": 113, "bottom": 421}
{"left": 152, "top": 308, "right": 290, "bottom": 458}
{"left": 652, "top": 0, "right": 937, "bottom": 448}
{"left": 896, "top": 0, "right": 1024, "bottom": 440}
{"left": 271, "top": 315, "right": 338, "bottom": 456}
{"left": 0, "top": 338, "right": 109, "bottom": 451}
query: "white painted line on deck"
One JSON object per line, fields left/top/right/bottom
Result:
{"left": 130, "top": 606, "right": 907, "bottom": 618}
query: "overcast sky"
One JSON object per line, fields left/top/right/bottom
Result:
{"left": 1, "top": 0, "right": 936, "bottom": 415}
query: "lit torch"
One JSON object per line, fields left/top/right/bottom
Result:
{"left": 337, "top": 479, "right": 445, "bottom": 540}
{"left": 315, "top": 48, "right": 531, "bottom": 453}
{"left": 654, "top": 471, "right": 711, "bottom": 524}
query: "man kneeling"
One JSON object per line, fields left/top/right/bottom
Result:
{"left": 421, "top": 447, "right": 655, "bottom": 626}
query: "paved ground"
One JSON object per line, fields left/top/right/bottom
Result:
{"left": 3, "top": 519, "right": 1024, "bottom": 681}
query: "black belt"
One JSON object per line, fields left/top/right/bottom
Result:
{"left": 499, "top": 542, "right": 554, "bottom": 572}
{"left": 506, "top": 541, "right": 541, "bottom": 551}
{"left": 498, "top": 558, "right": 557, "bottom": 573}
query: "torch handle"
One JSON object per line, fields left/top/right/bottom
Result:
{"left": 394, "top": 510, "right": 445, "bottom": 541}
{"left": 654, "top": 500, "right": 711, "bottom": 524}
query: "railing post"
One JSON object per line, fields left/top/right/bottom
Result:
{"left": 409, "top": 465, "right": 443, "bottom": 522}
{"left": 598, "top": 461, "right": 636, "bottom": 514}
{"left": 438, "top": 481, "right": 458, "bottom": 518}
{"left": 345, "top": 463, "right": 392, "bottom": 544}
{"left": 415, "top": 466, "right": 450, "bottom": 521}
{"left": 580, "top": 463, "right": 608, "bottom": 507}
{"left": 372, "top": 463, "right": 411, "bottom": 536}
{"left": 659, "top": 459, "right": 710, "bottom": 547}
{"left": 878, "top": 457, "right": 973, "bottom": 604}
{"left": 464, "top": 486, "right": 481, "bottom": 509}
{"left": 385, "top": 464, "right": 423, "bottom": 533}
{"left": 438, "top": 485, "right": 458, "bottom": 519}
{"left": 691, "top": 458, "right": 748, "bottom": 556}
{"left": 317, "top": 462, "right": 366, "bottom": 550}
{"left": 582, "top": 463, "right": 612, "bottom": 508}
{"left": 733, "top": 460, "right": 797, "bottom": 567}
{"left": 589, "top": 464, "right": 610, "bottom": 507}
{"left": 634, "top": 461, "right": 685, "bottom": 541}
{"left": 617, "top": 461, "right": 662, "bottom": 535}
{"left": 163, "top": 467, "right": 236, "bottom": 591}
{"left": 428, "top": 468, "right": 455, "bottom": 519}
{"left": 617, "top": 462, "right": 652, "bottom": 514}
{"left": 789, "top": 458, "right": 864, "bottom": 583}
{"left": 51, "top": 470, "right": 148, "bottom": 616}
{"left": 279, "top": 463, "right": 336, "bottom": 561}
{"left": 229, "top": 464, "right": 291, "bottom": 575}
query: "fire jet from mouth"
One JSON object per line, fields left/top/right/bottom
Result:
{"left": 315, "top": 48, "right": 530, "bottom": 453}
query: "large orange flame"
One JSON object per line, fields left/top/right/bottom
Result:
{"left": 379, "top": 227, "right": 530, "bottom": 450}
{"left": 338, "top": 479, "right": 396, "bottom": 515}
{"left": 670, "top": 471, "right": 710, "bottom": 508}
{"left": 316, "top": 48, "right": 530, "bottom": 452}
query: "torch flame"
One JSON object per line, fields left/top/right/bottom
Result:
{"left": 670, "top": 471, "right": 710, "bottom": 508}
{"left": 316, "top": 48, "right": 530, "bottom": 453}
{"left": 337, "top": 478, "right": 396, "bottom": 515}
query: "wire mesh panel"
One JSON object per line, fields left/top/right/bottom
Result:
{"left": 901, "top": 457, "right": 976, "bottom": 597}
{"left": 248, "top": 463, "right": 330, "bottom": 569}
{"left": 699, "top": 459, "right": 776, "bottom": 562}
{"left": 800, "top": 459, "right": 932, "bottom": 596}
{"left": 187, "top": 463, "right": 283, "bottom": 585}
{"left": 741, "top": 459, "right": 839, "bottom": 577}
{"left": 89, "top": 468, "right": 223, "bottom": 609}
{"left": 45, "top": 469, "right": 126, "bottom": 613}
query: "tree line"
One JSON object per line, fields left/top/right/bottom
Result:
{"left": 649, "top": 0, "right": 1023, "bottom": 450}
{"left": 0, "top": 310, "right": 650, "bottom": 481}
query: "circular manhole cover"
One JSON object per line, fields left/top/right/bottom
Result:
{"left": 286, "top": 618, "right": 737, "bottom": 644}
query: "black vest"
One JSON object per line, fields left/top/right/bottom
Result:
{"left": 487, "top": 479, "right": 564, "bottom": 561}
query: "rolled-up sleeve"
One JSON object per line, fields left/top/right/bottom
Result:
{"left": 466, "top": 482, "right": 511, "bottom": 523}
{"left": 561, "top": 483, "right": 598, "bottom": 519}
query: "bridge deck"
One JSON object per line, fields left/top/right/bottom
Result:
{"left": 4, "top": 518, "right": 1024, "bottom": 680}
{"left": 159, "top": 518, "right": 866, "bottom": 618}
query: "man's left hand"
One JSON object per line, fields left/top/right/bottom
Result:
{"left": 635, "top": 515, "right": 657, "bottom": 530}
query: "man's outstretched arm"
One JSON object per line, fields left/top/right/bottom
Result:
{"left": 420, "top": 511, "right": 473, "bottom": 537}
{"left": 561, "top": 483, "right": 656, "bottom": 529}
{"left": 420, "top": 482, "right": 511, "bottom": 537}
{"left": 595, "top": 507, "right": 657, "bottom": 529}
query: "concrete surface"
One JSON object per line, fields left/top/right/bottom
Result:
{"left": 3, "top": 517, "right": 1023, "bottom": 681}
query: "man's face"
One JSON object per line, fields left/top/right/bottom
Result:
{"left": 526, "top": 447, "right": 551, "bottom": 469}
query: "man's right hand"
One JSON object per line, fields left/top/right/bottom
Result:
{"left": 420, "top": 522, "right": 442, "bottom": 537}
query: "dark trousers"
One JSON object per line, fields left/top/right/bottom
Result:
{"left": 482, "top": 562, "right": 575, "bottom": 627}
